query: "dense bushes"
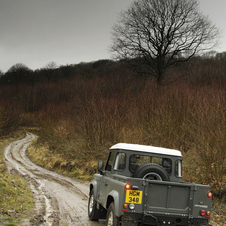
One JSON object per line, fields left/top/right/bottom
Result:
{"left": 0, "top": 102, "right": 21, "bottom": 135}
{"left": 0, "top": 58, "right": 226, "bottom": 197}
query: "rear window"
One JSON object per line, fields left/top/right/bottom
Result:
{"left": 130, "top": 154, "right": 172, "bottom": 175}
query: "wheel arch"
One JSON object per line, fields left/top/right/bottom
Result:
{"left": 106, "top": 190, "right": 121, "bottom": 217}
{"left": 90, "top": 181, "right": 98, "bottom": 199}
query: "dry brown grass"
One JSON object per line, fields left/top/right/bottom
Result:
{"left": 27, "top": 138, "right": 97, "bottom": 181}
{"left": 30, "top": 78, "right": 225, "bottom": 224}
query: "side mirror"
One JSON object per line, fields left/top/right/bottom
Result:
{"left": 98, "top": 160, "right": 103, "bottom": 174}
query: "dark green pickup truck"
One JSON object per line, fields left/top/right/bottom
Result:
{"left": 88, "top": 143, "right": 212, "bottom": 226}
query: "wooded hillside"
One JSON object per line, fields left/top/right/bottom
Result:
{"left": 0, "top": 56, "right": 226, "bottom": 201}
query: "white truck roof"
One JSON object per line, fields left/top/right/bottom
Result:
{"left": 110, "top": 143, "right": 182, "bottom": 157}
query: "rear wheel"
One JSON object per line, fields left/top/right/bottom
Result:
{"left": 88, "top": 189, "right": 100, "bottom": 221}
{"left": 106, "top": 202, "right": 120, "bottom": 226}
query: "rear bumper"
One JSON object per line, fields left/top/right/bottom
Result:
{"left": 121, "top": 212, "right": 211, "bottom": 226}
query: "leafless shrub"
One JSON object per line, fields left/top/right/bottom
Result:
{"left": 186, "top": 87, "right": 226, "bottom": 194}
{"left": 0, "top": 103, "right": 21, "bottom": 135}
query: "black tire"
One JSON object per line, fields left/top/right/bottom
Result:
{"left": 133, "top": 163, "right": 169, "bottom": 181}
{"left": 88, "top": 189, "right": 100, "bottom": 221}
{"left": 106, "top": 202, "right": 120, "bottom": 226}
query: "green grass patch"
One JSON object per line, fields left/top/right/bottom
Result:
{"left": 0, "top": 132, "right": 34, "bottom": 225}
{"left": 0, "top": 174, "right": 34, "bottom": 211}
{"left": 6, "top": 222, "right": 19, "bottom": 226}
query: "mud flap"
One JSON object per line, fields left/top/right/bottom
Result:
{"left": 96, "top": 202, "right": 107, "bottom": 219}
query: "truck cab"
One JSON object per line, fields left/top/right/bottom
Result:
{"left": 105, "top": 143, "right": 183, "bottom": 182}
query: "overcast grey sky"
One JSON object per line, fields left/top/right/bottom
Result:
{"left": 0, "top": 0, "right": 226, "bottom": 72}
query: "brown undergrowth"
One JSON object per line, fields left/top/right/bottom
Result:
{"left": 1, "top": 59, "right": 226, "bottom": 225}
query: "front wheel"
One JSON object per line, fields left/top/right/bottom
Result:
{"left": 106, "top": 202, "right": 120, "bottom": 226}
{"left": 88, "top": 189, "right": 100, "bottom": 221}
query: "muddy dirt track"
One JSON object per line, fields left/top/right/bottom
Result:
{"left": 4, "top": 133, "right": 105, "bottom": 226}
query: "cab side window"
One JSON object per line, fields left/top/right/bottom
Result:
{"left": 175, "top": 160, "right": 182, "bottom": 177}
{"left": 114, "top": 152, "right": 126, "bottom": 171}
{"left": 105, "top": 152, "right": 115, "bottom": 171}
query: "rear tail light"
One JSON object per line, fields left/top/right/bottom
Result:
{"left": 206, "top": 211, "right": 211, "bottom": 216}
{"left": 125, "top": 183, "right": 131, "bottom": 190}
{"left": 200, "top": 210, "right": 206, "bottom": 216}
{"left": 207, "top": 191, "right": 212, "bottom": 198}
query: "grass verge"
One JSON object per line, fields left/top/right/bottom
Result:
{"left": 26, "top": 137, "right": 98, "bottom": 181}
{"left": 0, "top": 131, "right": 34, "bottom": 226}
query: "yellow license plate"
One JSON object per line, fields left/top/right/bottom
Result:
{"left": 125, "top": 190, "right": 143, "bottom": 204}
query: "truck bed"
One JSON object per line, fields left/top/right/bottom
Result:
{"left": 112, "top": 174, "right": 211, "bottom": 221}
{"left": 143, "top": 180, "right": 211, "bottom": 219}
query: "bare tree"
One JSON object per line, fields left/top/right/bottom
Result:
{"left": 43, "top": 62, "right": 58, "bottom": 82}
{"left": 6, "top": 63, "right": 32, "bottom": 83}
{"left": 111, "top": 0, "right": 219, "bottom": 85}
{"left": 45, "top": 61, "right": 58, "bottom": 70}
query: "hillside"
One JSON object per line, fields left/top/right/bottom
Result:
{"left": 0, "top": 57, "right": 226, "bottom": 224}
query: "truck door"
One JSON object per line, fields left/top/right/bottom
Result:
{"left": 99, "top": 151, "right": 116, "bottom": 205}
